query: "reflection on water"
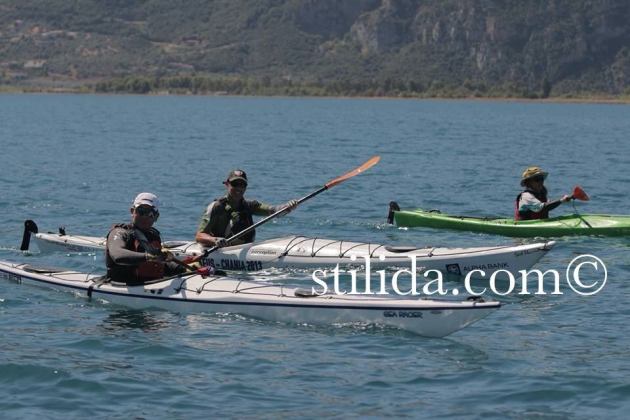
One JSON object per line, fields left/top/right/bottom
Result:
{"left": 101, "top": 309, "right": 172, "bottom": 332}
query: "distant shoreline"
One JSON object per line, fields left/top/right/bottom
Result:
{"left": 2, "top": 84, "right": 629, "bottom": 105}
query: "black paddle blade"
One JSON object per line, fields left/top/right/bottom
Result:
{"left": 387, "top": 201, "right": 401, "bottom": 224}
{"left": 20, "top": 220, "right": 39, "bottom": 251}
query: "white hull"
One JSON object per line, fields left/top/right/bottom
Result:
{"left": 34, "top": 233, "right": 106, "bottom": 254}
{"left": 192, "top": 237, "right": 555, "bottom": 276}
{"left": 0, "top": 260, "right": 499, "bottom": 337}
{"left": 31, "top": 232, "right": 554, "bottom": 276}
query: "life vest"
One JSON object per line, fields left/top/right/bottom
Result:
{"left": 514, "top": 188, "right": 549, "bottom": 221}
{"left": 106, "top": 224, "right": 164, "bottom": 283}
{"left": 218, "top": 197, "right": 256, "bottom": 243}
{"left": 133, "top": 231, "right": 165, "bottom": 281}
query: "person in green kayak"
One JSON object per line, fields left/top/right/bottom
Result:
{"left": 195, "top": 169, "right": 298, "bottom": 247}
{"left": 515, "top": 166, "right": 571, "bottom": 221}
{"left": 106, "top": 193, "right": 185, "bottom": 285}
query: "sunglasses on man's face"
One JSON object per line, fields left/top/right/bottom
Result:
{"left": 230, "top": 181, "right": 247, "bottom": 188}
{"left": 135, "top": 206, "right": 158, "bottom": 217}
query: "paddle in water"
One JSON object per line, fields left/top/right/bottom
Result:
{"left": 570, "top": 185, "right": 592, "bottom": 228}
{"left": 192, "top": 156, "right": 381, "bottom": 262}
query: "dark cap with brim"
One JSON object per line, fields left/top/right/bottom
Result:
{"left": 226, "top": 169, "right": 248, "bottom": 184}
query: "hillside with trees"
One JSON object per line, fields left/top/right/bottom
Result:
{"left": 1, "top": 0, "right": 629, "bottom": 98}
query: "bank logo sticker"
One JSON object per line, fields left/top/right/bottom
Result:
{"left": 446, "top": 264, "right": 461, "bottom": 275}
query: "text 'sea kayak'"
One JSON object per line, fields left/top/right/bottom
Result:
{"left": 21, "top": 221, "right": 555, "bottom": 276}
{"left": 0, "top": 260, "right": 500, "bottom": 338}
{"left": 388, "top": 203, "right": 630, "bottom": 237}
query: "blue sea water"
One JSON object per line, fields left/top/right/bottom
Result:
{"left": 1, "top": 94, "right": 629, "bottom": 419}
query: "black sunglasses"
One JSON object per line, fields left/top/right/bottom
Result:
{"left": 135, "top": 206, "right": 159, "bottom": 217}
{"left": 230, "top": 180, "right": 247, "bottom": 188}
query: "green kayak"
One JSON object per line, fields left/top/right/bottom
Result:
{"left": 388, "top": 203, "right": 630, "bottom": 237}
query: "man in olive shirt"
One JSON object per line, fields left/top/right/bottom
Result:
{"left": 195, "top": 170, "right": 298, "bottom": 247}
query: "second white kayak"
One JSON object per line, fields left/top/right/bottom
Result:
{"left": 23, "top": 221, "right": 555, "bottom": 276}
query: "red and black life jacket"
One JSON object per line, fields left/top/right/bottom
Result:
{"left": 514, "top": 188, "right": 549, "bottom": 221}
{"left": 133, "top": 236, "right": 164, "bottom": 281}
{"left": 106, "top": 224, "right": 164, "bottom": 283}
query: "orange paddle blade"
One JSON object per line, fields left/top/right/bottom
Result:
{"left": 572, "top": 185, "right": 590, "bottom": 201}
{"left": 325, "top": 156, "right": 380, "bottom": 189}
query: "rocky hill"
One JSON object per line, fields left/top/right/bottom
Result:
{"left": 1, "top": 0, "right": 629, "bottom": 97}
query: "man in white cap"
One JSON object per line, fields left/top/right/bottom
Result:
{"left": 195, "top": 169, "right": 298, "bottom": 247}
{"left": 515, "top": 166, "right": 571, "bottom": 221}
{"left": 106, "top": 192, "right": 184, "bottom": 284}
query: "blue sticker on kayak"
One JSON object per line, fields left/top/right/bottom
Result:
{"left": 383, "top": 311, "right": 424, "bottom": 318}
{"left": 446, "top": 264, "right": 461, "bottom": 275}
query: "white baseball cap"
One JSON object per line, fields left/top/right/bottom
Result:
{"left": 132, "top": 192, "right": 160, "bottom": 210}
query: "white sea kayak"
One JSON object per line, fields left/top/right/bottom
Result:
{"left": 0, "top": 260, "right": 500, "bottom": 338}
{"left": 21, "top": 221, "right": 555, "bottom": 276}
